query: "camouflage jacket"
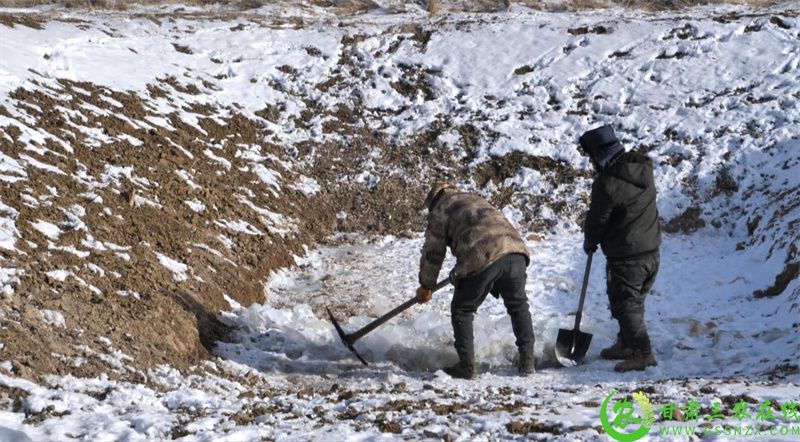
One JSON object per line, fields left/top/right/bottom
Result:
{"left": 418, "top": 190, "right": 530, "bottom": 288}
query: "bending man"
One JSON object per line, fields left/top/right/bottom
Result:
{"left": 416, "top": 184, "right": 535, "bottom": 379}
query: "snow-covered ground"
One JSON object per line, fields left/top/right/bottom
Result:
{"left": 1, "top": 232, "right": 799, "bottom": 441}
{"left": 243, "top": 231, "right": 800, "bottom": 380}
{"left": 1, "top": 1, "right": 799, "bottom": 440}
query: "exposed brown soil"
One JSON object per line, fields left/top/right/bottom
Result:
{"left": 712, "top": 168, "right": 739, "bottom": 196}
{"left": 506, "top": 419, "right": 563, "bottom": 435}
{"left": 0, "top": 56, "right": 588, "bottom": 381}
{"left": 663, "top": 206, "right": 706, "bottom": 233}
{"left": 568, "top": 25, "right": 613, "bottom": 35}
{"left": 0, "top": 77, "right": 338, "bottom": 381}
{"left": 0, "top": 12, "right": 45, "bottom": 29}
{"left": 753, "top": 262, "right": 800, "bottom": 298}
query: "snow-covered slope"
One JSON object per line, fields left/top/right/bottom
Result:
{"left": 0, "top": 2, "right": 798, "bottom": 440}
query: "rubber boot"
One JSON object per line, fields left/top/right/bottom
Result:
{"left": 443, "top": 359, "right": 475, "bottom": 380}
{"left": 614, "top": 352, "right": 657, "bottom": 372}
{"left": 518, "top": 350, "right": 535, "bottom": 375}
{"left": 600, "top": 334, "right": 635, "bottom": 360}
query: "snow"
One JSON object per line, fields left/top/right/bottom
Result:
{"left": 0, "top": 200, "right": 19, "bottom": 251}
{"left": 0, "top": 2, "right": 798, "bottom": 440}
{"left": 185, "top": 199, "right": 206, "bottom": 213}
{"left": 116, "top": 290, "right": 142, "bottom": 300}
{"left": 252, "top": 164, "right": 281, "bottom": 189}
{"left": 0, "top": 151, "right": 27, "bottom": 183}
{"left": 45, "top": 269, "right": 71, "bottom": 282}
{"left": 176, "top": 170, "right": 201, "bottom": 190}
{"left": 290, "top": 175, "right": 321, "bottom": 195}
{"left": 30, "top": 220, "right": 61, "bottom": 240}
{"left": 39, "top": 309, "right": 66, "bottom": 328}
{"left": 0, "top": 233, "right": 797, "bottom": 441}
{"left": 156, "top": 253, "right": 189, "bottom": 282}
{"left": 0, "top": 268, "right": 22, "bottom": 300}
{"left": 216, "top": 234, "right": 235, "bottom": 250}
{"left": 203, "top": 149, "right": 232, "bottom": 170}
{"left": 48, "top": 243, "right": 90, "bottom": 258}
{"left": 18, "top": 154, "right": 65, "bottom": 175}
{"left": 0, "top": 2, "right": 794, "bottom": 246}
{"left": 238, "top": 198, "right": 298, "bottom": 237}
{"left": 214, "top": 219, "right": 263, "bottom": 236}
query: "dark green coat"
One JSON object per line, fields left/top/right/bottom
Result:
{"left": 584, "top": 152, "right": 661, "bottom": 259}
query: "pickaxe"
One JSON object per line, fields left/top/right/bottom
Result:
{"left": 327, "top": 278, "right": 450, "bottom": 365}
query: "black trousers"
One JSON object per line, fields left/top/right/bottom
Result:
{"left": 451, "top": 253, "right": 534, "bottom": 362}
{"left": 606, "top": 252, "right": 660, "bottom": 354}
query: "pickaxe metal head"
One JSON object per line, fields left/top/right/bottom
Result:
{"left": 326, "top": 307, "right": 368, "bottom": 365}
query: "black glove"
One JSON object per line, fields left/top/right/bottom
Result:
{"left": 583, "top": 239, "right": 597, "bottom": 255}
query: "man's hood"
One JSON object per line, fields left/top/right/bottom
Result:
{"left": 424, "top": 183, "right": 458, "bottom": 210}
{"left": 603, "top": 153, "right": 653, "bottom": 189}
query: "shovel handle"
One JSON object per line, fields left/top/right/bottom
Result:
{"left": 347, "top": 277, "right": 450, "bottom": 343}
{"left": 573, "top": 252, "right": 593, "bottom": 332}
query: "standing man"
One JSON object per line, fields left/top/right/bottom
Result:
{"left": 580, "top": 125, "right": 662, "bottom": 372}
{"left": 416, "top": 184, "right": 535, "bottom": 379}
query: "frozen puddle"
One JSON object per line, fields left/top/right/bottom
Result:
{"left": 218, "top": 232, "right": 800, "bottom": 381}
{"left": 2, "top": 233, "right": 799, "bottom": 441}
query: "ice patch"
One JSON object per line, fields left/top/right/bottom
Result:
{"left": 224, "top": 233, "right": 800, "bottom": 379}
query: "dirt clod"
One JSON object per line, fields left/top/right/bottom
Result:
{"left": 378, "top": 420, "right": 402, "bottom": 433}
{"left": 663, "top": 206, "right": 706, "bottom": 233}
{"left": 507, "top": 420, "right": 562, "bottom": 435}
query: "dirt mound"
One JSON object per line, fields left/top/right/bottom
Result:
{"left": 0, "top": 62, "right": 582, "bottom": 380}
{"left": 0, "top": 76, "right": 336, "bottom": 380}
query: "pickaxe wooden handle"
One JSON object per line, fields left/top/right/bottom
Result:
{"left": 327, "top": 277, "right": 451, "bottom": 365}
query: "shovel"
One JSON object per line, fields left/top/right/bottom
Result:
{"left": 327, "top": 277, "right": 450, "bottom": 365}
{"left": 555, "top": 251, "right": 594, "bottom": 366}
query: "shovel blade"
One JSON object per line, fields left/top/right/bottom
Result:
{"left": 555, "top": 328, "right": 593, "bottom": 365}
